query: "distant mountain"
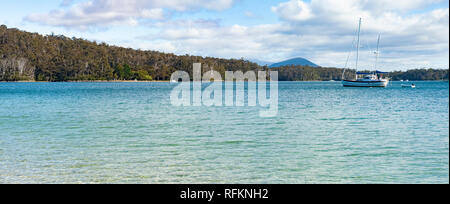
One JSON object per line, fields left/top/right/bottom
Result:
{"left": 248, "top": 59, "right": 273, "bottom": 66}
{"left": 269, "top": 57, "right": 319, "bottom": 68}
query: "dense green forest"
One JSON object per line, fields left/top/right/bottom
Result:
{"left": 0, "top": 25, "right": 448, "bottom": 82}
{"left": 272, "top": 65, "right": 449, "bottom": 81}
{"left": 388, "top": 69, "right": 449, "bottom": 81}
{"left": 272, "top": 65, "right": 355, "bottom": 81}
{"left": 0, "top": 25, "right": 261, "bottom": 81}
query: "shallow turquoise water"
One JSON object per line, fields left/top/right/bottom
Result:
{"left": 0, "top": 81, "right": 448, "bottom": 184}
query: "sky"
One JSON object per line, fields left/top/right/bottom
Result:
{"left": 0, "top": 0, "right": 448, "bottom": 71}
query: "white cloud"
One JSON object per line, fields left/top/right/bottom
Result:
{"left": 272, "top": 0, "right": 313, "bottom": 21}
{"left": 23, "top": 0, "right": 449, "bottom": 70}
{"left": 268, "top": 0, "right": 449, "bottom": 69}
{"left": 360, "top": 0, "right": 443, "bottom": 13}
{"left": 25, "top": 0, "right": 235, "bottom": 29}
{"left": 133, "top": 0, "right": 448, "bottom": 70}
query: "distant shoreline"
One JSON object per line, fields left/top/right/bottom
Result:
{"left": 0, "top": 80, "right": 171, "bottom": 83}
{"left": 1, "top": 80, "right": 448, "bottom": 83}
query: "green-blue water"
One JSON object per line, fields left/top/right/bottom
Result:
{"left": 0, "top": 81, "right": 448, "bottom": 183}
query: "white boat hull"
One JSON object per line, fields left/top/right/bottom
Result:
{"left": 342, "top": 80, "right": 389, "bottom": 87}
{"left": 402, "top": 85, "right": 415, "bottom": 88}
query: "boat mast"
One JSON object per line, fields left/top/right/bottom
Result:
{"left": 374, "top": 34, "right": 380, "bottom": 71}
{"left": 355, "top": 18, "right": 362, "bottom": 80}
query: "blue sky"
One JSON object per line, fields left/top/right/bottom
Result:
{"left": 0, "top": 0, "right": 448, "bottom": 70}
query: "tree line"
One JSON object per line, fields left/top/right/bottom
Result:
{"left": 272, "top": 65, "right": 449, "bottom": 81}
{"left": 388, "top": 69, "right": 449, "bottom": 81}
{"left": 1, "top": 25, "right": 448, "bottom": 82}
{"left": 0, "top": 25, "right": 261, "bottom": 81}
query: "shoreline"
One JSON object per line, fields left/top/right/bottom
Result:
{"left": 0, "top": 80, "right": 171, "bottom": 83}
{"left": 0, "top": 80, "right": 448, "bottom": 83}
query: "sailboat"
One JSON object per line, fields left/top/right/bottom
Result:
{"left": 342, "top": 18, "right": 389, "bottom": 87}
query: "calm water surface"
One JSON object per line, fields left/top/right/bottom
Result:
{"left": 0, "top": 81, "right": 448, "bottom": 183}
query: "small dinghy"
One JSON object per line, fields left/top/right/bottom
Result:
{"left": 402, "top": 84, "right": 416, "bottom": 88}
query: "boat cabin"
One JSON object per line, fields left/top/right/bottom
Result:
{"left": 362, "top": 75, "right": 378, "bottom": 80}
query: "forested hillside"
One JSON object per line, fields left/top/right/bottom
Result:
{"left": 388, "top": 69, "right": 449, "bottom": 81}
{"left": 0, "top": 25, "right": 261, "bottom": 81}
{"left": 0, "top": 25, "right": 448, "bottom": 82}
